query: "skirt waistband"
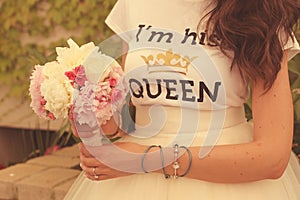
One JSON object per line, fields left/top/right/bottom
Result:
{"left": 134, "top": 106, "right": 247, "bottom": 135}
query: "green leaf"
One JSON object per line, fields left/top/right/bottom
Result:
{"left": 294, "top": 101, "right": 300, "bottom": 123}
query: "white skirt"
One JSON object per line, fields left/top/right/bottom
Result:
{"left": 64, "top": 107, "right": 300, "bottom": 200}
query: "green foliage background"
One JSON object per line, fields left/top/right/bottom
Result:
{"left": 0, "top": 0, "right": 117, "bottom": 97}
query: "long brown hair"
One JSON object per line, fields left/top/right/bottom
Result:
{"left": 201, "top": 0, "right": 299, "bottom": 90}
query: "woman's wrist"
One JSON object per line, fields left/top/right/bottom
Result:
{"left": 143, "top": 145, "right": 192, "bottom": 179}
{"left": 100, "top": 113, "right": 120, "bottom": 136}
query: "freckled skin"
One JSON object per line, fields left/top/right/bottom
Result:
{"left": 256, "top": 143, "right": 262, "bottom": 147}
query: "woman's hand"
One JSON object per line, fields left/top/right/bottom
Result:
{"left": 69, "top": 110, "right": 125, "bottom": 138}
{"left": 78, "top": 142, "right": 145, "bottom": 181}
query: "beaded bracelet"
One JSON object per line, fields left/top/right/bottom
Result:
{"left": 141, "top": 144, "right": 192, "bottom": 179}
{"left": 174, "top": 145, "right": 193, "bottom": 178}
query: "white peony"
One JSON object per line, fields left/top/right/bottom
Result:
{"left": 42, "top": 61, "right": 68, "bottom": 82}
{"left": 56, "top": 38, "right": 98, "bottom": 71}
{"left": 40, "top": 78, "right": 73, "bottom": 119}
{"left": 83, "top": 48, "right": 117, "bottom": 83}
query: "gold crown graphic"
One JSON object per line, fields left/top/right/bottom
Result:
{"left": 141, "top": 49, "right": 197, "bottom": 75}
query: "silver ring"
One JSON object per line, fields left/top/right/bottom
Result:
{"left": 92, "top": 167, "right": 99, "bottom": 179}
{"left": 92, "top": 167, "right": 97, "bottom": 176}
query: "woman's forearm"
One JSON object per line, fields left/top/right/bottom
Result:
{"left": 156, "top": 52, "right": 293, "bottom": 183}
{"left": 168, "top": 140, "right": 291, "bottom": 183}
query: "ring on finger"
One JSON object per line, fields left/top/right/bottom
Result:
{"left": 92, "top": 167, "right": 99, "bottom": 179}
{"left": 85, "top": 172, "right": 99, "bottom": 180}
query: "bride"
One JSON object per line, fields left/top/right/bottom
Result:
{"left": 64, "top": 0, "right": 300, "bottom": 199}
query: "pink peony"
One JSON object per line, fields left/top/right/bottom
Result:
{"left": 110, "top": 65, "right": 124, "bottom": 77}
{"left": 111, "top": 88, "right": 123, "bottom": 103}
{"left": 109, "top": 77, "right": 117, "bottom": 87}
{"left": 75, "top": 65, "right": 87, "bottom": 87}
{"left": 95, "top": 103, "right": 113, "bottom": 125}
{"left": 73, "top": 82, "right": 98, "bottom": 127}
{"left": 64, "top": 71, "right": 76, "bottom": 84}
{"left": 40, "top": 97, "right": 46, "bottom": 106}
{"left": 65, "top": 65, "right": 87, "bottom": 88}
{"left": 47, "top": 112, "right": 56, "bottom": 120}
{"left": 44, "top": 145, "right": 60, "bottom": 155}
{"left": 29, "top": 65, "right": 47, "bottom": 118}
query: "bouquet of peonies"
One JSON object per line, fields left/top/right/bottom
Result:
{"left": 29, "top": 39, "right": 127, "bottom": 128}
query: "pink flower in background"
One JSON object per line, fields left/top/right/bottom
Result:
{"left": 0, "top": 164, "right": 5, "bottom": 170}
{"left": 44, "top": 145, "right": 60, "bottom": 155}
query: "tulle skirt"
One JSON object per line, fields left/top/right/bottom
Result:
{"left": 64, "top": 107, "right": 300, "bottom": 200}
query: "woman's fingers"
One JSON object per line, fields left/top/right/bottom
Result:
{"left": 85, "top": 171, "right": 110, "bottom": 181}
{"left": 78, "top": 142, "right": 137, "bottom": 181}
{"left": 80, "top": 152, "right": 102, "bottom": 166}
{"left": 78, "top": 142, "right": 94, "bottom": 157}
{"left": 80, "top": 160, "right": 112, "bottom": 181}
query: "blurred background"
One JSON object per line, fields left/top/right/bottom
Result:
{"left": 0, "top": 0, "right": 118, "bottom": 168}
{"left": 0, "top": 0, "right": 299, "bottom": 169}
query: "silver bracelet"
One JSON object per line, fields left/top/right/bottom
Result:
{"left": 141, "top": 144, "right": 192, "bottom": 179}
{"left": 172, "top": 144, "right": 193, "bottom": 179}
{"left": 173, "top": 144, "right": 180, "bottom": 178}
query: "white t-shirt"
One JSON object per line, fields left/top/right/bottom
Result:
{"left": 105, "top": 0, "right": 300, "bottom": 110}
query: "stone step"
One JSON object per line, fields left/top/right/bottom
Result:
{"left": 17, "top": 168, "right": 80, "bottom": 200}
{"left": 54, "top": 145, "right": 79, "bottom": 158}
{"left": 0, "top": 163, "right": 48, "bottom": 200}
{"left": 26, "top": 155, "right": 80, "bottom": 169}
{"left": 0, "top": 144, "right": 81, "bottom": 200}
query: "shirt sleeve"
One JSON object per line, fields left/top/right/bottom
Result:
{"left": 105, "top": 0, "right": 132, "bottom": 43}
{"left": 281, "top": 33, "right": 300, "bottom": 60}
